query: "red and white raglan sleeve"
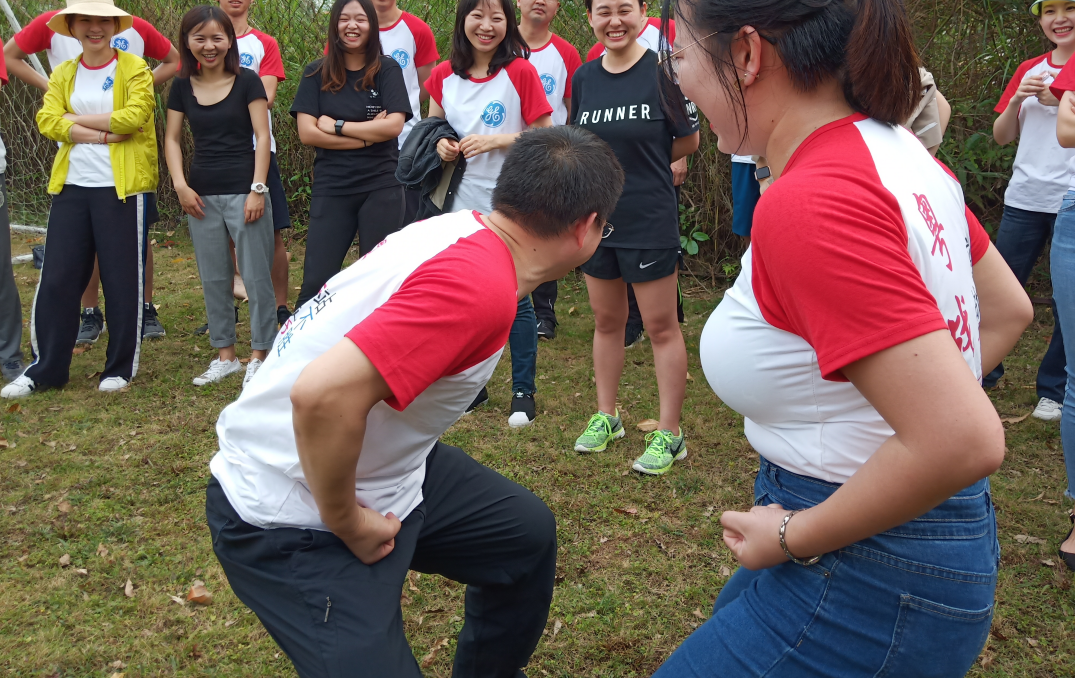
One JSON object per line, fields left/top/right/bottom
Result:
{"left": 585, "top": 42, "right": 603, "bottom": 62}
{"left": 14, "top": 11, "right": 59, "bottom": 55}
{"left": 255, "top": 31, "right": 286, "bottom": 80}
{"left": 1051, "top": 57, "right": 1075, "bottom": 100}
{"left": 424, "top": 60, "right": 452, "bottom": 107}
{"left": 404, "top": 13, "right": 440, "bottom": 67}
{"left": 506, "top": 59, "right": 553, "bottom": 124}
{"left": 0, "top": 48, "right": 8, "bottom": 86}
{"left": 132, "top": 17, "right": 174, "bottom": 61}
{"left": 751, "top": 173, "right": 949, "bottom": 381}
{"left": 345, "top": 234, "right": 517, "bottom": 410}
{"left": 553, "top": 35, "right": 582, "bottom": 97}
{"left": 995, "top": 56, "right": 1043, "bottom": 112}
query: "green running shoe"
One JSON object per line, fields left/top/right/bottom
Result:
{"left": 574, "top": 410, "right": 625, "bottom": 453}
{"left": 632, "top": 429, "right": 686, "bottom": 475}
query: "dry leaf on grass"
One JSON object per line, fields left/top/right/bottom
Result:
{"left": 187, "top": 580, "right": 213, "bottom": 604}
{"left": 1042, "top": 559, "right": 1056, "bottom": 567}
{"left": 0, "top": 439, "right": 9, "bottom": 449}
{"left": 96, "top": 543, "right": 108, "bottom": 558}
{"left": 614, "top": 507, "right": 638, "bottom": 515}
{"left": 71, "top": 346, "right": 88, "bottom": 356}
{"left": 75, "top": 568, "right": 88, "bottom": 575}
{"left": 420, "top": 638, "right": 450, "bottom": 668}
{"left": 59, "top": 553, "right": 71, "bottom": 567}
{"left": 57, "top": 501, "right": 72, "bottom": 514}
{"left": 408, "top": 571, "right": 420, "bottom": 592}
{"left": 1014, "top": 534, "right": 1047, "bottom": 545}
{"left": 719, "top": 566, "right": 732, "bottom": 577}
{"left": 692, "top": 608, "right": 706, "bottom": 619}
{"left": 551, "top": 619, "right": 563, "bottom": 639}
{"left": 637, "top": 419, "right": 659, "bottom": 432}
{"left": 6, "top": 403, "right": 20, "bottom": 413}
{"left": 170, "top": 595, "right": 186, "bottom": 606}
{"left": 568, "top": 306, "right": 577, "bottom": 315}
{"left": 110, "top": 661, "right": 125, "bottom": 669}
{"left": 224, "top": 620, "right": 236, "bottom": 628}
{"left": 124, "top": 579, "right": 135, "bottom": 598}
{"left": 109, "top": 673, "right": 125, "bottom": 678}
{"left": 1000, "top": 413, "right": 1030, "bottom": 424}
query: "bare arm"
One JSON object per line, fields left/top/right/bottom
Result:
{"left": 67, "top": 124, "right": 129, "bottom": 144}
{"left": 927, "top": 90, "right": 952, "bottom": 157}
{"left": 1058, "top": 90, "right": 1075, "bottom": 148}
{"left": 245, "top": 98, "right": 271, "bottom": 223}
{"left": 994, "top": 74, "right": 1046, "bottom": 145}
{"left": 416, "top": 63, "right": 434, "bottom": 104}
{"left": 152, "top": 44, "right": 180, "bottom": 86}
{"left": 723, "top": 327, "right": 1012, "bottom": 569}
{"left": 672, "top": 131, "right": 700, "bottom": 163}
{"left": 333, "top": 112, "right": 405, "bottom": 143}
{"left": 296, "top": 112, "right": 368, "bottom": 150}
{"left": 261, "top": 75, "right": 279, "bottom": 108}
{"left": 973, "top": 242, "right": 1034, "bottom": 373}
{"left": 292, "top": 340, "right": 401, "bottom": 564}
{"left": 3, "top": 39, "right": 48, "bottom": 92}
{"left": 164, "top": 108, "right": 205, "bottom": 219}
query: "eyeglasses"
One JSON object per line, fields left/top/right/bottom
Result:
{"left": 602, "top": 222, "right": 615, "bottom": 239}
{"left": 658, "top": 29, "right": 775, "bottom": 79}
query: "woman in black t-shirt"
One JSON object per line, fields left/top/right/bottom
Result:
{"left": 165, "top": 5, "right": 275, "bottom": 389}
{"left": 290, "top": 0, "right": 412, "bottom": 308}
{"left": 570, "top": 0, "right": 699, "bottom": 475}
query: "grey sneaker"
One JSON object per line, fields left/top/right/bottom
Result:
{"left": 2, "top": 359, "right": 24, "bottom": 383}
{"left": 142, "top": 303, "right": 166, "bottom": 339}
{"left": 76, "top": 307, "right": 105, "bottom": 345}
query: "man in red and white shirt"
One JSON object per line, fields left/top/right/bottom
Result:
{"left": 218, "top": 0, "right": 293, "bottom": 322}
{"left": 206, "top": 127, "right": 624, "bottom": 675}
{"left": 372, "top": 0, "right": 439, "bottom": 147}
{"left": 5, "top": 9, "right": 178, "bottom": 342}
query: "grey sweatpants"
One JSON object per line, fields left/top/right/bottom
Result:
{"left": 0, "top": 174, "right": 23, "bottom": 365}
{"left": 187, "top": 194, "right": 275, "bottom": 351}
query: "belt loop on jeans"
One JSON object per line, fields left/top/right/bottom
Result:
{"left": 763, "top": 458, "right": 781, "bottom": 487}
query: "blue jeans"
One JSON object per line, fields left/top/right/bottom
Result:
{"left": 1050, "top": 193, "right": 1075, "bottom": 500}
{"left": 983, "top": 205, "right": 1066, "bottom": 402}
{"left": 509, "top": 297, "right": 537, "bottom": 395}
{"left": 653, "top": 458, "right": 998, "bottom": 678}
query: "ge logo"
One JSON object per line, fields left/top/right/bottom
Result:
{"left": 102, "top": 76, "right": 114, "bottom": 91}
{"left": 391, "top": 49, "right": 409, "bottom": 68}
{"left": 111, "top": 36, "right": 130, "bottom": 51}
{"left": 540, "top": 74, "right": 556, "bottom": 95}
{"left": 240, "top": 53, "right": 254, "bottom": 68}
{"left": 481, "top": 100, "right": 507, "bottom": 128}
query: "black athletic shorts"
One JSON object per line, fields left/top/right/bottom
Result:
{"left": 267, "top": 152, "right": 291, "bottom": 231}
{"left": 580, "top": 246, "right": 681, "bottom": 283}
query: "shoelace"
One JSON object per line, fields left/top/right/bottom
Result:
{"left": 643, "top": 430, "right": 673, "bottom": 457}
{"left": 583, "top": 413, "right": 612, "bottom": 438}
{"left": 202, "top": 360, "right": 235, "bottom": 378}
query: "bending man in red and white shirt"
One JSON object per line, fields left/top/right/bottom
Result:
{"left": 206, "top": 126, "right": 624, "bottom": 677}
{"left": 5, "top": 9, "right": 178, "bottom": 342}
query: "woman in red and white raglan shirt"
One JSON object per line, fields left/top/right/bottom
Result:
{"left": 218, "top": 0, "right": 293, "bottom": 324}
{"left": 6, "top": 7, "right": 178, "bottom": 341}
{"left": 651, "top": 0, "right": 1034, "bottom": 673}
{"left": 425, "top": 0, "right": 552, "bottom": 428}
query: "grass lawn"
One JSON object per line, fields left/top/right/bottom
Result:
{"left": 1, "top": 227, "right": 1073, "bottom": 677}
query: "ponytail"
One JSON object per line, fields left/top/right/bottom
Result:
{"left": 662, "top": 0, "right": 921, "bottom": 127}
{"left": 843, "top": 0, "right": 920, "bottom": 125}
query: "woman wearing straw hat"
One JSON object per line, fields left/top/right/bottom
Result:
{"left": 1, "top": 0, "right": 157, "bottom": 399}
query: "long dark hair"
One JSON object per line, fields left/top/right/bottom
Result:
{"left": 315, "top": 0, "right": 382, "bottom": 92}
{"left": 450, "top": 0, "right": 530, "bottom": 78}
{"left": 177, "top": 6, "right": 241, "bottom": 78}
{"left": 660, "top": 0, "right": 920, "bottom": 130}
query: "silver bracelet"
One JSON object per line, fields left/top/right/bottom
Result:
{"left": 779, "top": 510, "right": 821, "bottom": 566}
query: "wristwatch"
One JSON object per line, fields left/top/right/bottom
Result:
{"left": 334, "top": 119, "right": 345, "bottom": 136}
{"left": 250, "top": 182, "right": 269, "bottom": 195}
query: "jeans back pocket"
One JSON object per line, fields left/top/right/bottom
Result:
{"left": 874, "top": 594, "right": 992, "bottom": 678}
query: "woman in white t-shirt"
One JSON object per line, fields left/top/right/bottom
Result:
{"left": 425, "top": 0, "right": 552, "bottom": 428}
{"left": 649, "top": 0, "right": 1033, "bottom": 673}
{"left": 3, "top": 0, "right": 158, "bottom": 400}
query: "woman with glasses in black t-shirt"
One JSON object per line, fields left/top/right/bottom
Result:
{"left": 290, "top": 0, "right": 412, "bottom": 309}
{"left": 570, "top": 0, "right": 699, "bottom": 476}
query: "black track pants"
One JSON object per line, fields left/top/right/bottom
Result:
{"left": 26, "top": 187, "right": 146, "bottom": 387}
{"left": 297, "top": 186, "right": 406, "bottom": 308}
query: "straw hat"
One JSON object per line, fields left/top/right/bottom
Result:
{"left": 46, "top": 0, "right": 134, "bottom": 37}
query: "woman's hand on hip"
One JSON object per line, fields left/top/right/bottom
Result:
{"left": 721, "top": 503, "right": 801, "bottom": 570}
{"left": 244, "top": 191, "right": 265, "bottom": 223}
{"left": 436, "top": 137, "right": 460, "bottom": 162}
{"left": 176, "top": 186, "right": 205, "bottom": 220}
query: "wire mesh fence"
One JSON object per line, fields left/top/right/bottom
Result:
{"left": 0, "top": 0, "right": 1057, "bottom": 277}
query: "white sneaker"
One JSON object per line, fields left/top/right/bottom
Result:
{"left": 98, "top": 376, "right": 129, "bottom": 392}
{"left": 1, "top": 375, "right": 35, "bottom": 398}
{"left": 1032, "top": 397, "right": 1063, "bottom": 422}
{"left": 242, "top": 358, "right": 263, "bottom": 389}
{"left": 193, "top": 358, "right": 242, "bottom": 386}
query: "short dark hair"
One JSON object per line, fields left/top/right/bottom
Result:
{"left": 493, "top": 127, "right": 625, "bottom": 239}
{"left": 450, "top": 0, "right": 529, "bottom": 78}
{"left": 178, "top": 6, "right": 241, "bottom": 79}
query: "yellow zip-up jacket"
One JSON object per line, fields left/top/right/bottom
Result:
{"left": 36, "top": 50, "right": 158, "bottom": 199}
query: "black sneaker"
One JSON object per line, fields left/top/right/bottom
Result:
{"left": 536, "top": 318, "right": 556, "bottom": 341}
{"left": 625, "top": 322, "right": 645, "bottom": 349}
{"left": 277, "top": 305, "right": 292, "bottom": 326}
{"left": 508, "top": 392, "right": 536, "bottom": 428}
{"left": 465, "top": 386, "right": 489, "bottom": 413}
{"left": 76, "top": 307, "right": 105, "bottom": 345}
{"left": 194, "top": 307, "right": 239, "bottom": 336}
{"left": 142, "top": 302, "right": 166, "bottom": 338}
